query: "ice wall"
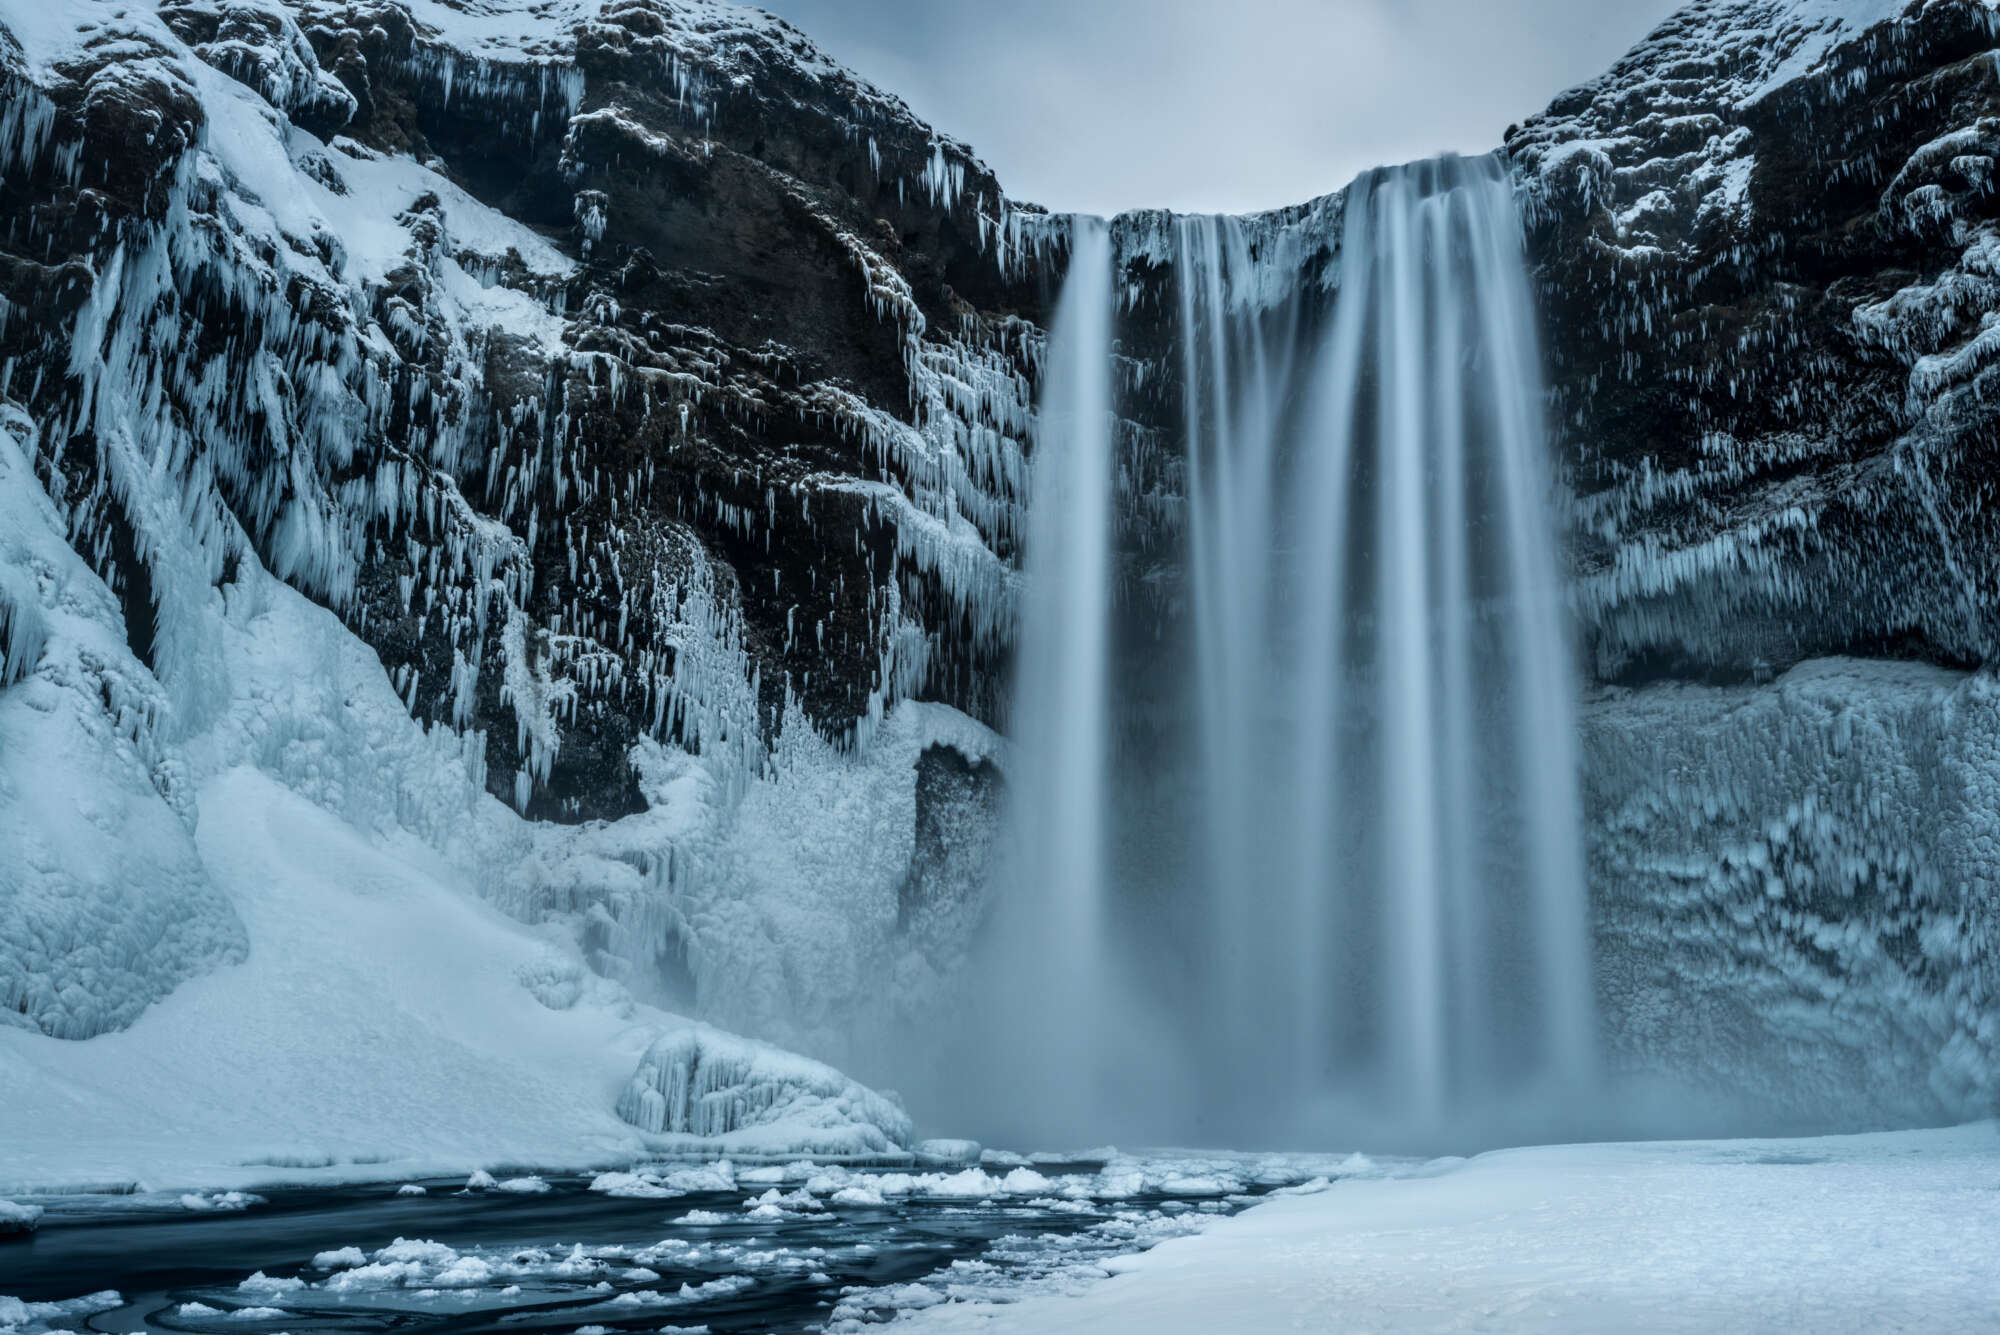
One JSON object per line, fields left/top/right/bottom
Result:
{"left": 1585, "top": 658, "right": 2000, "bottom": 1129}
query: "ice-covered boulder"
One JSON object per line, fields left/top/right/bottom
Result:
{"left": 615, "top": 1025, "right": 912, "bottom": 1155}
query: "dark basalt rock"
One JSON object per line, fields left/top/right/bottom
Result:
{"left": 1, "top": 0, "right": 1056, "bottom": 826}
{"left": 1513, "top": 0, "right": 2000, "bottom": 684}
{"left": 898, "top": 741, "right": 1004, "bottom": 957}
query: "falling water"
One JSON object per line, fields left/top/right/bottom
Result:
{"left": 952, "top": 155, "right": 1592, "bottom": 1149}
{"left": 966, "top": 218, "right": 1120, "bottom": 1141}
{"left": 1177, "top": 153, "right": 1594, "bottom": 1136}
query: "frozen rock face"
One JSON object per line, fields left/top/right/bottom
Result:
{"left": 1512, "top": 0, "right": 2000, "bottom": 1126}
{"left": 0, "top": 0, "right": 1051, "bottom": 830}
{"left": 1514, "top": 0, "right": 2000, "bottom": 683}
{"left": 1585, "top": 659, "right": 2000, "bottom": 1128}
{"left": 0, "top": 0, "right": 1027, "bottom": 1048}
{"left": 616, "top": 1023, "right": 914, "bottom": 1154}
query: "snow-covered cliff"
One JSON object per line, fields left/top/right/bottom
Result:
{"left": 0, "top": 0, "right": 1032, "bottom": 1059}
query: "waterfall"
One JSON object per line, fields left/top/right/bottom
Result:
{"left": 953, "top": 154, "right": 1592, "bottom": 1149}
{"left": 1178, "top": 153, "right": 1594, "bottom": 1136}
{"left": 953, "top": 219, "right": 1124, "bottom": 1143}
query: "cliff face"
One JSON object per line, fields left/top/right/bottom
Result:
{"left": 0, "top": 0, "right": 1039, "bottom": 1046}
{"left": 1511, "top": 0, "right": 2000, "bottom": 1127}
{"left": 1516, "top": 0, "right": 2000, "bottom": 685}
{"left": 1, "top": 0, "right": 1996, "bottom": 1126}
{"left": 2, "top": 0, "right": 1051, "bottom": 831}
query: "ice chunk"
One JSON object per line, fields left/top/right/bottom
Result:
{"left": 311, "top": 1246, "right": 367, "bottom": 1270}
{"left": 180, "top": 1191, "right": 263, "bottom": 1212}
{"left": 915, "top": 1139, "right": 982, "bottom": 1167}
{"left": 235, "top": 1272, "right": 304, "bottom": 1295}
{"left": 831, "top": 1183, "right": 888, "bottom": 1206}
{"left": 0, "top": 1201, "right": 42, "bottom": 1237}
{"left": 615, "top": 1026, "right": 911, "bottom": 1155}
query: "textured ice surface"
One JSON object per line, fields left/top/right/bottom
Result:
{"left": 1585, "top": 658, "right": 2000, "bottom": 1128}
{"left": 0, "top": 409, "right": 247, "bottom": 1040}
{"left": 616, "top": 1026, "right": 912, "bottom": 1154}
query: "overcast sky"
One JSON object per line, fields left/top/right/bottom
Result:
{"left": 756, "top": 0, "right": 1685, "bottom": 216}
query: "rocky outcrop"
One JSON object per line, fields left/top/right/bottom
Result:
{"left": 0, "top": 0, "right": 1054, "bottom": 833}
{"left": 1515, "top": 0, "right": 2000, "bottom": 684}
{"left": 1510, "top": 0, "right": 2000, "bottom": 1125}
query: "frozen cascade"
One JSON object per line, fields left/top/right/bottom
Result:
{"left": 1230, "top": 152, "right": 1598, "bottom": 1130}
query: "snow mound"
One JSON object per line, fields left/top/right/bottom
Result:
{"left": 0, "top": 409, "right": 248, "bottom": 1041}
{"left": 615, "top": 1026, "right": 912, "bottom": 1155}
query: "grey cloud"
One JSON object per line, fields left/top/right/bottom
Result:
{"left": 757, "top": 0, "right": 1685, "bottom": 215}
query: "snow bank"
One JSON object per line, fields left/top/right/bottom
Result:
{"left": 0, "top": 749, "right": 910, "bottom": 1189}
{"left": 898, "top": 1125, "right": 2000, "bottom": 1335}
{"left": 615, "top": 1026, "right": 912, "bottom": 1155}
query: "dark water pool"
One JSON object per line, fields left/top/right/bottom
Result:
{"left": 0, "top": 1158, "right": 1314, "bottom": 1333}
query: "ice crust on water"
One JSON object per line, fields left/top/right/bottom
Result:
{"left": 0, "top": 1292, "right": 123, "bottom": 1335}
{"left": 105, "top": 1151, "right": 1374, "bottom": 1335}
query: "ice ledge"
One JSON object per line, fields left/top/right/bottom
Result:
{"left": 615, "top": 1024, "right": 914, "bottom": 1157}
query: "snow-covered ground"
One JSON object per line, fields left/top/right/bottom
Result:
{"left": 0, "top": 758, "right": 913, "bottom": 1193}
{"left": 903, "top": 1124, "right": 2000, "bottom": 1334}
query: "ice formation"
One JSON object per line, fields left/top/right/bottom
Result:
{"left": 1585, "top": 658, "right": 2000, "bottom": 1126}
{"left": 615, "top": 1024, "right": 913, "bottom": 1154}
{"left": 0, "top": 0, "right": 1025, "bottom": 1091}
